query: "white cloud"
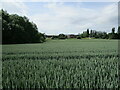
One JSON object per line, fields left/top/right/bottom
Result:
{"left": 1, "top": 1, "right": 29, "bottom": 16}
{"left": 1, "top": 1, "right": 118, "bottom": 34}
{"left": 92, "top": 3, "right": 118, "bottom": 32}
{"left": 29, "top": 2, "right": 118, "bottom": 34}
{"left": 1, "top": 0, "right": 119, "bottom": 2}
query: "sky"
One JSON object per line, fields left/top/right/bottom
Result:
{"left": 1, "top": 1, "right": 118, "bottom": 35}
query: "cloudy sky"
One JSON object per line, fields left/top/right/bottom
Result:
{"left": 1, "top": 1, "right": 118, "bottom": 35}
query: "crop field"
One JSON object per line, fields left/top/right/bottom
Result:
{"left": 2, "top": 39, "right": 119, "bottom": 88}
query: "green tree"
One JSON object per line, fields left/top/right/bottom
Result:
{"left": 58, "top": 34, "right": 67, "bottom": 39}
{"left": 108, "top": 27, "right": 117, "bottom": 39}
{"left": 90, "top": 30, "right": 93, "bottom": 38}
{"left": 87, "top": 29, "right": 89, "bottom": 37}
{"left": 112, "top": 27, "right": 115, "bottom": 34}
{"left": 2, "top": 9, "right": 46, "bottom": 44}
{"left": 118, "top": 26, "right": 120, "bottom": 39}
{"left": 77, "top": 36, "right": 81, "bottom": 39}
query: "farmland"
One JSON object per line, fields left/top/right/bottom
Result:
{"left": 2, "top": 39, "right": 119, "bottom": 88}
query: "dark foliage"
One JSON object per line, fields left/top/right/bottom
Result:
{"left": 51, "top": 35, "right": 59, "bottom": 39}
{"left": 77, "top": 36, "right": 81, "bottom": 39}
{"left": 1, "top": 9, "right": 46, "bottom": 44}
{"left": 58, "top": 34, "right": 67, "bottom": 39}
{"left": 79, "top": 28, "right": 120, "bottom": 39}
{"left": 117, "top": 26, "right": 120, "bottom": 39}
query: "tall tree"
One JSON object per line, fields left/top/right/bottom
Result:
{"left": 2, "top": 9, "right": 46, "bottom": 44}
{"left": 87, "top": 29, "right": 89, "bottom": 37}
{"left": 112, "top": 27, "right": 115, "bottom": 34}
{"left": 118, "top": 26, "right": 120, "bottom": 39}
{"left": 90, "top": 30, "right": 93, "bottom": 38}
{"left": 108, "top": 27, "right": 117, "bottom": 39}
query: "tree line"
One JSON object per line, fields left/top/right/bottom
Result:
{"left": 50, "top": 27, "right": 120, "bottom": 40}
{"left": 1, "top": 9, "right": 46, "bottom": 44}
{"left": 79, "top": 28, "right": 120, "bottom": 39}
{"left": 1, "top": 9, "right": 120, "bottom": 44}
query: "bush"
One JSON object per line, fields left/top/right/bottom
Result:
{"left": 51, "top": 36, "right": 58, "bottom": 39}
{"left": 58, "top": 34, "right": 67, "bottom": 39}
{"left": 77, "top": 36, "right": 81, "bottom": 39}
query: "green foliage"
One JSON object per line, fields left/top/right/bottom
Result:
{"left": 2, "top": 39, "right": 118, "bottom": 88}
{"left": 2, "top": 9, "right": 45, "bottom": 44}
{"left": 86, "top": 29, "right": 89, "bottom": 37}
{"left": 117, "top": 26, "right": 120, "bottom": 39}
{"left": 58, "top": 34, "right": 67, "bottom": 39}
{"left": 77, "top": 36, "right": 81, "bottom": 39}
{"left": 81, "top": 29, "right": 89, "bottom": 38}
{"left": 80, "top": 27, "right": 120, "bottom": 39}
{"left": 108, "top": 33, "right": 118, "bottom": 39}
{"left": 51, "top": 36, "right": 59, "bottom": 39}
{"left": 108, "top": 28, "right": 118, "bottom": 39}
{"left": 94, "top": 32, "right": 108, "bottom": 39}
{"left": 118, "top": 26, "right": 120, "bottom": 34}
{"left": 80, "top": 32, "right": 88, "bottom": 38}
{"left": 112, "top": 27, "right": 115, "bottom": 34}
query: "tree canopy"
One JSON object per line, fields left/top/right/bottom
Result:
{"left": 79, "top": 27, "right": 120, "bottom": 39}
{"left": 1, "top": 9, "right": 46, "bottom": 44}
{"left": 58, "top": 34, "right": 67, "bottom": 39}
